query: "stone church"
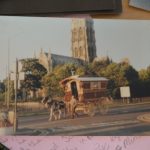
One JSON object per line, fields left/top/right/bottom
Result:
{"left": 38, "top": 18, "right": 97, "bottom": 73}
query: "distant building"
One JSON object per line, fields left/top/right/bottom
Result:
{"left": 120, "top": 58, "right": 130, "bottom": 65}
{"left": 94, "top": 56, "right": 110, "bottom": 62}
{"left": 71, "top": 18, "right": 97, "bottom": 63}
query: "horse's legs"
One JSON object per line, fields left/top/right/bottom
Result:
{"left": 49, "top": 108, "right": 53, "bottom": 121}
{"left": 58, "top": 109, "right": 62, "bottom": 120}
{"left": 53, "top": 112, "right": 58, "bottom": 120}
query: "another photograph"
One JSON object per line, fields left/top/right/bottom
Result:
{"left": 0, "top": 16, "right": 150, "bottom": 135}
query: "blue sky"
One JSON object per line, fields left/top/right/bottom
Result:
{"left": 0, "top": 16, "right": 150, "bottom": 80}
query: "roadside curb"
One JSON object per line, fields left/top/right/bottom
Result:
{"left": 137, "top": 113, "right": 150, "bottom": 123}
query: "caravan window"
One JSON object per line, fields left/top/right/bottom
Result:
{"left": 83, "top": 82, "right": 90, "bottom": 89}
{"left": 91, "top": 82, "right": 99, "bottom": 89}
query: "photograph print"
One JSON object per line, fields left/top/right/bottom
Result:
{"left": 0, "top": 16, "right": 150, "bottom": 136}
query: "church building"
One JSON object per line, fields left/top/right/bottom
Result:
{"left": 38, "top": 18, "right": 97, "bottom": 73}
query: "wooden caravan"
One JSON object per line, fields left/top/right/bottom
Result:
{"left": 60, "top": 75, "right": 108, "bottom": 102}
{"left": 60, "top": 75, "right": 112, "bottom": 116}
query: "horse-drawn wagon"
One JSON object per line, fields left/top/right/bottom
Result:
{"left": 60, "top": 75, "right": 112, "bottom": 117}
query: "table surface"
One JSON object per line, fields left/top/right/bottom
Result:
{"left": 92, "top": 0, "right": 150, "bottom": 20}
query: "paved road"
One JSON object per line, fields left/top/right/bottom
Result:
{"left": 16, "top": 103, "right": 150, "bottom": 135}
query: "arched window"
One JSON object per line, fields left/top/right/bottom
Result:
{"left": 79, "top": 46, "right": 82, "bottom": 56}
{"left": 75, "top": 48, "right": 78, "bottom": 57}
{"left": 79, "top": 27, "right": 84, "bottom": 41}
{"left": 72, "top": 28, "right": 77, "bottom": 42}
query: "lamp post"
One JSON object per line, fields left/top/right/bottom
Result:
{"left": 14, "top": 58, "right": 18, "bottom": 133}
{"left": 7, "top": 38, "right": 10, "bottom": 109}
{"left": 5, "top": 65, "right": 8, "bottom": 106}
{"left": 11, "top": 59, "right": 25, "bottom": 134}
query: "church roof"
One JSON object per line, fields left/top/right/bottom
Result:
{"left": 50, "top": 53, "right": 83, "bottom": 66}
{"left": 51, "top": 53, "right": 81, "bottom": 62}
{"left": 44, "top": 52, "right": 82, "bottom": 62}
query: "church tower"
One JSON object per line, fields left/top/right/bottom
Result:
{"left": 71, "top": 18, "right": 97, "bottom": 63}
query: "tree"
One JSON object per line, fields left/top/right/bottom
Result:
{"left": 0, "top": 81, "right": 5, "bottom": 102}
{"left": 139, "top": 69, "right": 149, "bottom": 81}
{"left": 42, "top": 63, "right": 80, "bottom": 97}
{"left": 0, "top": 81, "right": 5, "bottom": 93}
{"left": 122, "top": 64, "right": 139, "bottom": 98}
{"left": 92, "top": 61, "right": 139, "bottom": 99}
{"left": 20, "top": 58, "right": 47, "bottom": 99}
{"left": 138, "top": 68, "right": 150, "bottom": 97}
{"left": 42, "top": 73, "right": 64, "bottom": 98}
{"left": 2, "top": 78, "right": 14, "bottom": 102}
{"left": 76, "top": 63, "right": 96, "bottom": 77}
{"left": 53, "top": 63, "right": 74, "bottom": 80}
{"left": 91, "top": 56, "right": 112, "bottom": 75}
{"left": 102, "top": 63, "right": 126, "bottom": 98}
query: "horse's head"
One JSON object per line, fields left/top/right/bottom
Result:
{"left": 47, "top": 97, "right": 53, "bottom": 104}
{"left": 41, "top": 96, "right": 53, "bottom": 108}
{"left": 41, "top": 96, "right": 51, "bottom": 104}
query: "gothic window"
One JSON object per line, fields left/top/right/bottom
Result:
{"left": 78, "top": 49, "right": 81, "bottom": 57}
{"left": 79, "top": 27, "right": 83, "bottom": 34}
{"left": 78, "top": 50, "right": 80, "bottom": 57}
{"left": 78, "top": 46, "right": 82, "bottom": 56}
{"left": 79, "top": 46, "right": 83, "bottom": 56}
{"left": 72, "top": 35, "right": 75, "bottom": 42}
{"left": 79, "top": 27, "right": 82, "bottom": 40}
{"left": 72, "top": 30, "right": 74, "bottom": 42}
{"left": 75, "top": 48, "right": 78, "bottom": 57}
{"left": 72, "top": 28, "right": 78, "bottom": 42}
{"left": 79, "top": 27, "right": 85, "bottom": 41}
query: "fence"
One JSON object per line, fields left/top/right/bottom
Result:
{"left": 17, "top": 102, "right": 45, "bottom": 112}
{"left": 114, "top": 97, "right": 150, "bottom": 104}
